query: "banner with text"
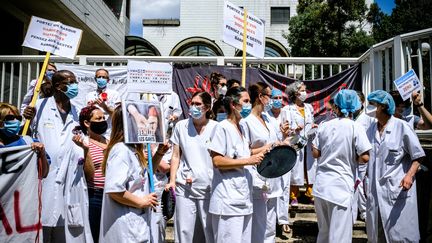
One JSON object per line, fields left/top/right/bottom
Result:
{"left": 222, "top": 0, "right": 265, "bottom": 58}
{"left": 393, "top": 69, "right": 421, "bottom": 101}
{"left": 127, "top": 60, "right": 173, "bottom": 94}
{"left": 22, "top": 16, "right": 82, "bottom": 59}
{"left": 0, "top": 145, "right": 41, "bottom": 242}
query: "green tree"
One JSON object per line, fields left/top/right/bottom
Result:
{"left": 285, "top": 0, "right": 373, "bottom": 57}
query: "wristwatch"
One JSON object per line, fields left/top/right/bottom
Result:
{"left": 414, "top": 102, "right": 424, "bottom": 108}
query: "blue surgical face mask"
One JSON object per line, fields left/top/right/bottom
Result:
{"left": 1, "top": 120, "right": 21, "bottom": 136}
{"left": 63, "top": 83, "right": 79, "bottom": 99}
{"left": 96, "top": 78, "right": 107, "bottom": 89}
{"left": 45, "top": 70, "right": 55, "bottom": 81}
{"left": 402, "top": 107, "right": 411, "bottom": 117}
{"left": 189, "top": 105, "right": 203, "bottom": 119}
{"left": 263, "top": 100, "right": 272, "bottom": 112}
{"left": 272, "top": 99, "right": 282, "bottom": 109}
{"left": 240, "top": 103, "right": 252, "bottom": 118}
{"left": 216, "top": 112, "right": 227, "bottom": 122}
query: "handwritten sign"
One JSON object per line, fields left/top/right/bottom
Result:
{"left": 22, "top": 16, "right": 82, "bottom": 59}
{"left": 222, "top": 1, "right": 265, "bottom": 59}
{"left": 127, "top": 60, "right": 173, "bottom": 94}
{"left": 393, "top": 69, "right": 421, "bottom": 101}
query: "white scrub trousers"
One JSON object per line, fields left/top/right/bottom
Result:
{"left": 252, "top": 197, "right": 278, "bottom": 243}
{"left": 314, "top": 197, "right": 353, "bottom": 243}
{"left": 212, "top": 214, "right": 252, "bottom": 243}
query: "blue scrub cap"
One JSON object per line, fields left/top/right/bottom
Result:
{"left": 334, "top": 89, "right": 362, "bottom": 117}
{"left": 271, "top": 88, "right": 282, "bottom": 98}
{"left": 367, "top": 90, "right": 395, "bottom": 115}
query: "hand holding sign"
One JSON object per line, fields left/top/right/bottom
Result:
{"left": 393, "top": 70, "right": 422, "bottom": 101}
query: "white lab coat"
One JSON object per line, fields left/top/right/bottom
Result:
{"left": 366, "top": 117, "right": 425, "bottom": 243}
{"left": 240, "top": 112, "right": 284, "bottom": 243}
{"left": 151, "top": 92, "right": 182, "bottom": 134}
{"left": 312, "top": 118, "right": 371, "bottom": 243}
{"left": 208, "top": 120, "right": 253, "bottom": 243}
{"left": 281, "top": 103, "right": 316, "bottom": 185}
{"left": 32, "top": 97, "right": 92, "bottom": 242}
{"left": 99, "top": 143, "right": 151, "bottom": 243}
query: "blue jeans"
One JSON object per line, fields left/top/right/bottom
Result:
{"left": 88, "top": 188, "right": 103, "bottom": 243}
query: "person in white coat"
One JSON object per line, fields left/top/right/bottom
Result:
{"left": 365, "top": 90, "right": 426, "bottom": 243}
{"left": 240, "top": 82, "right": 285, "bottom": 243}
{"left": 312, "top": 89, "right": 371, "bottom": 243}
{"left": 208, "top": 86, "right": 264, "bottom": 243}
{"left": 165, "top": 91, "right": 218, "bottom": 243}
{"left": 267, "top": 88, "right": 292, "bottom": 234}
{"left": 24, "top": 70, "right": 93, "bottom": 243}
{"left": 282, "top": 81, "right": 317, "bottom": 205}
{"left": 99, "top": 106, "right": 168, "bottom": 243}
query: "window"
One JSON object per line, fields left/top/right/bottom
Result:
{"left": 271, "top": 7, "right": 290, "bottom": 24}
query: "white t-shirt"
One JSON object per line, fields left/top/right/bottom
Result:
{"left": 170, "top": 118, "right": 217, "bottom": 199}
{"left": 240, "top": 113, "right": 284, "bottom": 199}
{"left": 99, "top": 143, "right": 151, "bottom": 243}
{"left": 312, "top": 118, "right": 371, "bottom": 208}
{"left": 208, "top": 120, "right": 253, "bottom": 216}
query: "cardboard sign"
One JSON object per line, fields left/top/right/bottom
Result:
{"left": 122, "top": 100, "right": 165, "bottom": 144}
{"left": 393, "top": 69, "right": 421, "bottom": 101}
{"left": 127, "top": 60, "right": 173, "bottom": 94}
{"left": 222, "top": 0, "right": 265, "bottom": 59}
{"left": 22, "top": 16, "right": 82, "bottom": 59}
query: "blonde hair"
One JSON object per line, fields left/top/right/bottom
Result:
{"left": 0, "top": 103, "right": 19, "bottom": 121}
{"left": 102, "top": 105, "right": 147, "bottom": 174}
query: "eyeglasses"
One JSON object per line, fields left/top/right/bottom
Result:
{"left": 261, "top": 93, "right": 271, "bottom": 97}
{"left": 96, "top": 76, "right": 108, "bottom": 79}
{"left": 2, "top": 114, "right": 22, "bottom": 122}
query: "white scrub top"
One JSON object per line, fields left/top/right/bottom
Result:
{"left": 99, "top": 143, "right": 151, "bottom": 243}
{"left": 312, "top": 118, "right": 371, "bottom": 208}
{"left": 151, "top": 92, "right": 182, "bottom": 134}
{"left": 85, "top": 88, "right": 120, "bottom": 109}
{"left": 240, "top": 113, "right": 284, "bottom": 199}
{"left": 366, "top": 117, "right": 425, "bottom": 243}
{"left": 208, "top": 120, "right": 253, "bottom": 216}
{"left": 281, "top": 103, "right": 316, "bottom": 185}
{"left": 170, "top": 118, "right": 217, "bottom": 199}
{"left": 31, "top": 97, "right": 83, "bottom": 227}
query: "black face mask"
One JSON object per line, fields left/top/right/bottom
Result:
{"left": 90, "top": 121, "right": 108, "bottom": 135}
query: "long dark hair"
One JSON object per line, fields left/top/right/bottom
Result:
{"left": 248, "top": 82, "right": 269, "bottom": 107}
{"left": 223, "top": 86, "right": 247, "bottom": 115}
{"left": 102, "top": 105, "right": 146, "bottom": 174}
{"left": 209, "top": 72, "right": 226, "bottom": 92}
{"left": 191, "top": 91, "right": 214, "bottom": 119}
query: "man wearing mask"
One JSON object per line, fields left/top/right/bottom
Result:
{"left": 23, "top": 70, "right": 93, "bottom": 243}
{"left": 209, "top": 72, "right": 227, "bottom": 99}
{"left": 21, "top": 63, "right": 57, "bottom": 114}
{"left": 85, "top": 68, "right": 120, "bottom": 116}
{"left": 390, "top": 90, "right": 428, "bottom": 130}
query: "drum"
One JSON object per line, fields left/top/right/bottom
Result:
{"left": 257, "top": 145, "right": 297, "bottom": 178}
{"left": 161, "top": 187, "right": 176, "bottom": 220}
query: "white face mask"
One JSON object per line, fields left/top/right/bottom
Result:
{"left": 365, "top": 104, "right": 377, "bottom": 117}
{"left": 298, "top": 91, "right": 307, "bottom": 102}
{"left": 218, "top": 86, "right": 227, "bottom": 96}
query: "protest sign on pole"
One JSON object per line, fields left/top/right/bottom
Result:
{"left": 127, "top": 60, "right": 173, "bottom": 94}
{"left": 222, "top": 0, "right": 265, "bottom": 87}
{"left": 21, "top": 16, "right": 82, "bottom": 135}
{"left": 393, "top": 69, "right": 422, "bottom": 101}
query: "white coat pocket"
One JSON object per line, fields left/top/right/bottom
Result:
{"left": 387, "top": 178, "right": 410, "bottom": 203}
{"left": 67, "top": 203, "right": 84, "bottom": 227}
{"left": 384, "top": 144, "right": 402, "bottom": 165}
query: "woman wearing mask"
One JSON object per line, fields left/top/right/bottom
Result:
{"left": 364, "top": 90, "right": 425, "bottom": 243}
{"left": 99, "top": 106, "right": 167, "bottom": 243}
{"left": 208, "top": 86, "right": 264, "bottom": 243}
{"left": 210, "top": 72, "right": 227, "bottom": 99}
{"left": 267, "top": 88, "right": 292, "bottom": 234}
{"left": 165, "top": 91, "right": 218, "bottom": 243}
{"left": 282, "top": 81, "right": 317, "bottom": 205}
{"left": 240, "top": 82, "right": 284, "bottom": 242}
{"left": 72, "top": 105, "right": 109, "bottom": 242}
{"left": 0, "top": 102, "right": 49, "bottom": 177}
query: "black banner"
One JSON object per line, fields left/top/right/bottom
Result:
{"left": 172, "top": 64, "right": 361, "bottom": 121}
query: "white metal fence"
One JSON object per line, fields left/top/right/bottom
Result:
{"left": 0, "top": 28, "right": 431, "bottom": 113}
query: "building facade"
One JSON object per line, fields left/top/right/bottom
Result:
{"left": 1, "top": 0, "right": 131, "bottom": 55}
{"left": 142, "top": 0, "right": 298, "bottom": 57}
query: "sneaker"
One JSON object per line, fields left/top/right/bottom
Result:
{"left": 290, "top": 198, "right": 298, "bottom": 206}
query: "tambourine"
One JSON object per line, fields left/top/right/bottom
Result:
{"left": 161, "top": 187, "right": 176, "bottom": 220}
{"left": 257, "top": 145, "right": 297, "bottom": 178}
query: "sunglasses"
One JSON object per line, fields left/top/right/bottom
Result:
{"left": 3, "top": 114, "right": 22, "bottom": 122}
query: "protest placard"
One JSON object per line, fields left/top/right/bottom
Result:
{"left": 393, "top": 69, "right": 421, "bottom": 101}
{"left": 122, "top": 100, "right": 165, "bottom": 144}
{"left": 127, "top": 60, "right": 173, "bottom": 94}
{"left": 222, "top": 0, "right": 265, "bottom": 59}
{"left": 22, "top": 16, "right": 82, "bottom": 59}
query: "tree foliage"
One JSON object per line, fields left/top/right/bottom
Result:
{"left": 285, "top": 0, "right": 373, "bottom": 57}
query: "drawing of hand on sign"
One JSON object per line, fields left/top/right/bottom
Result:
{"left": 127, "top": 104, "right": 159, "bottom": 141}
